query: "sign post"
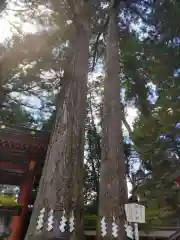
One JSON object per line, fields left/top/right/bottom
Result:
{"left": 125, "top": 203, "right": 145, "bottom": 240}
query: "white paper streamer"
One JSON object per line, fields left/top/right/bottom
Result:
{"left": 47, "top": 209, "right": 54, "bottom": 231}
{"left": 59, "top": 210, "right": 67, "bottom": 232}
{"left": 125, "top": 223, "right": 133, "bottom": 239}
{"left": 69, "top": 211, "right": 75, "bottom": 232}
{"left": 112, "top": 216, "right": 118, "bottom": 238}
{"left": 36, "top": 208, "right": 45, "bottom": 231}
{"left": 101, "top": 217, "right": 107, "bottom": 237}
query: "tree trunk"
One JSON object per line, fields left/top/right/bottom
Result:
{"left": 25, "top": 18, "right": 89, "bottom": 240}
{"left": 134, "top": 73, "right": 151, "bottom": 118}
{"left": 98, "top": 3, "right": 127, "bottom": 240}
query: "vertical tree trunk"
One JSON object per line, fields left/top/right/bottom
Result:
{"left": 25, "top": 18, "right": 89, "bottom": 240}
{"left": 98, "top": 3, "right": 127, "bottom": 240}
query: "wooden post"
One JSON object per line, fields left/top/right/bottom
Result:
{"left": 8, "top": 161, "right": 35, "bottom": 240}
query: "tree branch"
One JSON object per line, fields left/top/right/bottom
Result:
{"left": 90, "top": 16, "right": 109, "bottom": 72}
{"left": 120, "top": 102, "right": 133, "bottom": 135}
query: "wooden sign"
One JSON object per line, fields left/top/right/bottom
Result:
{"left": 125, "top": 203, "right": 145, "bottom": 223}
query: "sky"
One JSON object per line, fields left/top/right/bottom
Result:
{"left": 0, "top": 12, "right": 38, "bottom": 42}
{"left": 0, "top": 6, "right": 138, "bottom": 132}
{"left": 0, "top": 18, "right": 13, "bottom": 42}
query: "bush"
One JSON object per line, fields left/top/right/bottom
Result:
{"left": 0, "top": 195, "right": 19, "bottom": 206}
{"left": 84, "top": 215, "right": 97, "bottom": 230}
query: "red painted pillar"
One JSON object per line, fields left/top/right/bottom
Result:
{"left": 8, "top": 161, "right": 36, "bottom": 240}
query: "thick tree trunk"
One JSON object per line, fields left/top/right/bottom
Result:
{"left": 25, "top": 19, "right": 89, "bottom": 240}
{"left": 98, "top": 4, "right": 127, "bottom": 240}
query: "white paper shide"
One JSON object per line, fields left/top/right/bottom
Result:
{"left": 47, "top": 209, "right": 54, "bottom": 231}
{"left": 59, "top": 210, "right": 67, "bottom": 232}
{"left": 36, "top": 208, "right": 45, "bottom": 231}
{"left": 101, "top": 217, "right": 107, "bottom": 237}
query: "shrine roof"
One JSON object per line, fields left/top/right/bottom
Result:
{"left": 0, "top": 123, "right": 51, "bottom": 184}
{"left": 0, "top": 122, "right": 50, "bottom": 142}
{"left": 0, "top": 123, "right": 50, "bottom": 155}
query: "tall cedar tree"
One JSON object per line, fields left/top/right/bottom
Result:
{"left": 98, "top": 1, "right": 127, "bottom": 240}
{"left": 25, "top": 4, "right": 90, "bottom": 240}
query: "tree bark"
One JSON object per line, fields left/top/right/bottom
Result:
{"left": 25, "top": 18, "right": 89, "bottom": 240}
{"left": 98, "top": 3, "right": 127, "bottom": 240}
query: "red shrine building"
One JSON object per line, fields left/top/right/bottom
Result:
{"left": 0, "top": 123, "right": 50, "bottom": 240}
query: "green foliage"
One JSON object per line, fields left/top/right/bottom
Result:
{"left": 84, "top": 215, "right": 97, "bottom": 230}
{"left": 118, "top": 1, "right": 180, "bottom": 226}
{"left": 0, "top": 195, "right": 19, "bottom": 206}
{"left": 145, "top": 200, "right": 174, "bottom": 227}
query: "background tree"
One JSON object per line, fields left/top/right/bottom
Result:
{"left": 1, "top": 0, "right": 180, "bottom": 233}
